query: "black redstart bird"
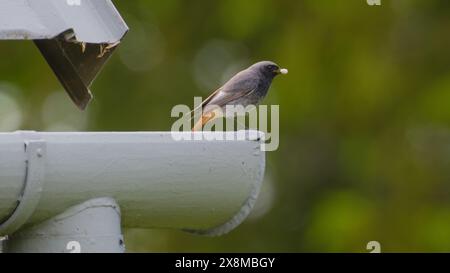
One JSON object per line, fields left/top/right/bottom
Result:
{"left": 192, "top": 61, "right": 288, "bottom": 131}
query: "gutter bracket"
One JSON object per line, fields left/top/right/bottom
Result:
{"left": 4, "top": 197, "right": 124, "bottom": 253}
{"left": 0, "top": 132, "right": 46, "bottom": 236}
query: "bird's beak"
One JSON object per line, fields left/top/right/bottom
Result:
{"left": 276, "top": 68, "right": 289, "bottom": 75}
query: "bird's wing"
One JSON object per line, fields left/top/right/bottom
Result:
{"left": 188, "top": 70, "right": 258, "bottom": 117}
{"left": 186, "top": 87, "right": 223, "bottom": 119}
{"left": 205, "top": 86, "right": 256, "bottom": 108}
{"left": 203, "top": 70, "right": 258, "bottom": 109}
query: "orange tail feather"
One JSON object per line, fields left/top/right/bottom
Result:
{"left": 192, "top": 112, "right": 216, "bottom": 131}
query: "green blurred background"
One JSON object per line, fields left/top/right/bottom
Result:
{"left": 0, "top": 0, "right": 449, "bottom": 252}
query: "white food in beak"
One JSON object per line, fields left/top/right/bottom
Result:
{"left": 279, "top": 68, "right": 288, "bottom": 74}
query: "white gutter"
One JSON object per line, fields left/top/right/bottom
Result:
{"left": 0, "top": 131, "right": 265, "bottom": 238}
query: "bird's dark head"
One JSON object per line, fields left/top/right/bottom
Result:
{"left": 249, "top": 61, "right": 288, "bottom": 79}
